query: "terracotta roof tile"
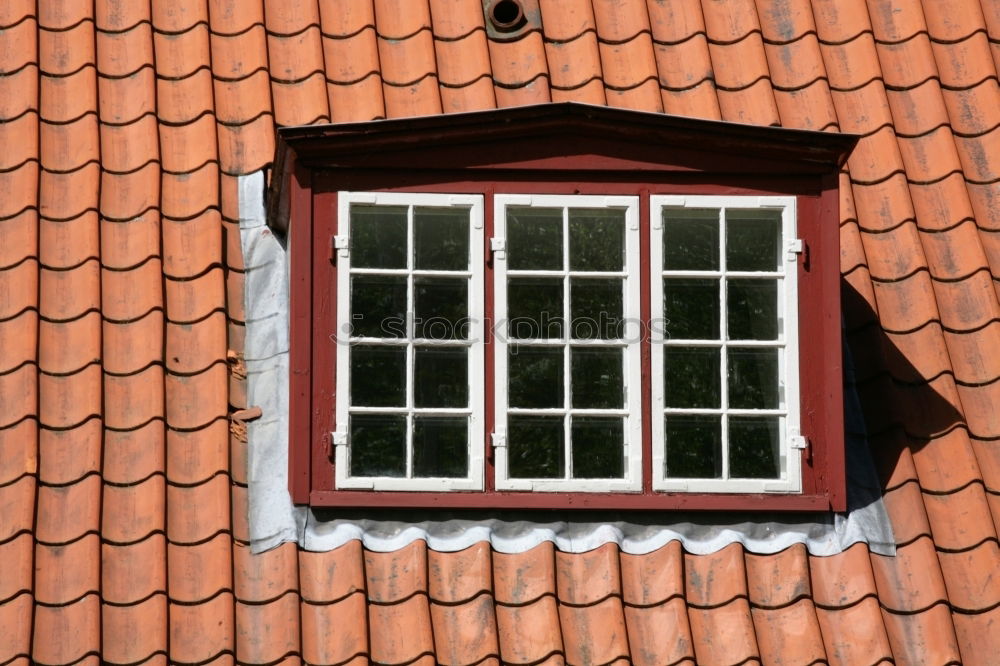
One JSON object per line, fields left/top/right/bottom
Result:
{"left": 809, "top": 542, "right": 878, "bottom": 608}
{"left": 102, "top": 475, "right": 165, "bottom": 545}
{"left": 871, "top": 536, "right": 949, "bottom": 612}
{"left": 952, "top": 602, "right": 1000, "bottom": 663}
{"left": 369, "top": 595, "right": 437, "bottom": 665}
{"left": 300, "top": 539, "right": 366, "bottom": 602}
{"left": 32, "top": 595, "right": 101, "bottom": 665}
{"left": 495, "top": 541, "right": 556, "bottom": 604}
{"left": 166, "top": 473, "right": 231, "bottom": 544}
{"left": 923, "top": 482, "right": 998, "bottom": 550}
{"left": 302, "top": 591, "right": 369, "bottom": 664}
{"left": 0, "top": 532, "right": 32, "bottom": 604}
{"left": 0, "top": 593, "right": 32, "bottom": 664}
{"left": 231, "top": 481, "right": 251, "bottom": 544}
{"left": 685, "top": 542, "right": 748, "bottom": 607}
{"left": 495, "top": 597, "right": 564, "bottom": 664}
{"left": 559, "top": 596, "right": 630, "bottom": 664}
{"left": 489, "top": 33, "right": 552, "bottom": 105}
{"left": 973, "top": 435, "right": 1000, "bottom": 492}
{"left": 234, "top": 541, "right": 298, "bottom": 603}
{"left": 167, "top": 419, "right": 230, "bottom": 486}
{"left": 623, "top": 597, "right": 695, "bottom": 665}
{"left": 687, "top": 599, "right": 760, "bottom": 665}
{"left": 235, "top": 593, "right": 301, "bottom": 664}
{"left": 814, "top": 596, "right": 893, "bottom": 663}
{"left": 751, "top": 599, "right": 827, "bottom": 665}
{"left": 745, "top": 544, "right": 811, "bottom": 608}
{"left": 168, "top": 534, "right": 233, "bottom": 604}
{"left": 555, "top": 542, "right": 620, "bottom": 605}
{"left": 105, "top": 367, "right": 165, "bottom": 431}
{"left": 218, "top": 112, "right": 276, "bottom": 174}
{"left": 943, "top": 79, "right": 1000, "bottom": 136}
{"left": 0, "top": 365, "right": 36, "bottom": 429}
{"left": 881, "top": 602, "right": 962, "bottom": 664}
{"left": 35, "top": 535, "right": 100, "bottom": 605}
{"left": 431, "top": 594, "right": 501, "bottom": 664}
{"left": 428, "top": 542, "right": 492, "bottom": 604}
{"left": 37, "top": 421, "right": 101, "bottom": 486}
{"left": 102, "top": 595, "right": 169, "bottom": 665}
{"left": 102, "top": 535, "right": 167, "bottom": 605}
{"left": 881, "top": 481, "right": 932, "bottom": 545}
{"left": 168, "top": 592, "right": 236, "bottom": 665}
{"left": 0, "top": 475, "right": 34, "bottom": 543}
{"left": 0, "top": 65, "right": 38, "bottom": 124}
{"left": 937, "top": 539, "right": 1000, "bottom": 611}
{"left": 0, "top": 419, "right": 35, "bottom": 484}
{"left": 95, "top": 0, "right": 149, "bottom": 32}
{"left": 101, "top": 421, "right": 165, "bottom": 486}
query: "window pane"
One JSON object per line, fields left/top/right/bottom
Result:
{"left": 571, "top": 417, "right": 624, "bottom": 479}
{"left": 727, "top": 279, "right": 778, "bottom": 340}
{"left": 728, "top": 347, "right": 779, "bottom": 409}
{"left": 508, "top": 207, "right": 562, "bottom": 270}
{"left": 414, "top": 347, "right": 467, "bottom": 408}
{"left": 509, "top": 346, "right": 563, "bottom": 408}
{"left": 350, "top": 205, "right": 407, "bottom": 268}
{"left": 729, "top": 416, "right": 780, "bottom": 478}
{"left": 665, "top": 415, "right": 722, "bottom": 478}
{"left": 413, "top": 417, "right": 468, "bottom": 478}
{"left": 664, "top": 346, "right": 720, "bottom": 408}
{"left": 508, "top": 415, "right": 564, "bottom": 478}
{"left": 351, "top": 275, "right": 406, "bottom": 338}
{"left": 569, "top": 208, "right": 625, "bottom": 271}
{"left": 508, "top": 277, "right": 564, "bottom": 339}
{"left": 571, "top": 278, "right": 623, "bottom": 340}
{"left": 663, "top": 209, "right": 719, "bottom": 271}
{"left": 414, "top": 277, "right": 468, "bottom": 340}
{"left": 350, "top": 414, "right": 406, "bottom": 477}
{"left": 571, "top": 347, "right": 624, "bottom": 409}
{"left": 414, "top": 207, "right": 469, "bottom": 270}
{"left": 350, "top": 345, "right": 406, "bottom": 407}
{"left": 726, "top": 209, "right": 781, "bottom": 271}
{"left": 663, "top": 278, "right": 720, "bottom": 340}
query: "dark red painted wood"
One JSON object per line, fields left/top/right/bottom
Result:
{"left": 311, "top": 189, "right": 338, "bottom": 493}
{"left": 287, "top": 162, "right": 313, "bottom": 504}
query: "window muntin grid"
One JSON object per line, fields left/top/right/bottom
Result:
{"left": 651, "top": 196, "right": 802, "bottom": 493}
{"left": 494, "top": 195, "right": 643, "bottom": 492}
{"left": 335, "top": 193, "right": 485, "bottom": 491}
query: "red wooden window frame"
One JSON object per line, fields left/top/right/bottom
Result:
{"left": 271, "top": 103, "right": 857, "bottom": 511}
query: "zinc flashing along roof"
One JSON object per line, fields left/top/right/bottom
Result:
{"left": 2, "top": 0, "right": 1000, "bottom": 664}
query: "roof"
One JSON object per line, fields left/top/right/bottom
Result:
{"left": 1, "top": 0, "right": 999, "bottom": 663}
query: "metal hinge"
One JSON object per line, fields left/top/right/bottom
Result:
{"left": 490, "top": 238, "right": 506, "bottom": 260}
{"left": 491, "top": 430, "right": 507, "bottom": 448}
{"left": 785, "top": 238, "right": 804, "bottom": 262}
{"left": 788, "top": 428, "right": 809, "bottom": 450}
{"left": 332, "top": 431, "right": 348, "bottom": 447}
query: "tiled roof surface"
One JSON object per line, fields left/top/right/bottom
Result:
{"left": 2, "top": 0, "right": 1000, "bottom": 663}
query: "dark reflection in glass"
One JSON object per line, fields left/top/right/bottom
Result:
{"left": 413, "top": 417, "right": 468, "bottom": 478}
{"left": 508, "top": 277, "right": 564, "bottom": 339}
{"left": 414, "top": 277, "right": 468, "bottom": 339}
{"left": 727, "top": 279, "right": 778, "bottom": 340}
{"left": 726, "top": 209, "right": 781, "bottom": 272}
{"left": 509, "top": 346, "right": 563, "bottom": 408}
{"left": 508, "top": 207, "right": 563, "bottom": 270}
{"left": 728, "top": 347, "right": 779, "bottom": 409}
{"left": 351, "top": 275, "right": 407, "bottom": 338}
{"left": 350, "top": 205, "right": 407, "bottom": 268}
{"left": 509, "top": 415, "right": 564, "bottom": 478}
{"left": 663, "top": 209, "right": 719, "bottom": 271}
{"left": 350, "top": 345, "right": 406, "bottom": 407}
{"left": 730, "top": 416, "right": 780, "bottom": 478}
{"left": 663, "top": 278, "right": 720, "bottom": 340}
{"left": 571, "top": 347, "right": 623, "bottom": 409}
{"left": 571, "top": 417, "right": 624, "bottom": 478}
{"left": 665, "top": 415, "right": 722, "bottom": 478}
{"left": 414, "top": 207, "right": 469, "bottom": 270}
{"left": 571, "top": 278, "right": 623, "bottom": 339}
{"left": 414, "top": 347, "right": 467, "bottom": 408}
{"left": 569, "top": 208, "right": 625, "bottom": 271}
{"left": 350, "top": 414, "right": 406, "bottom": 477}
{"left": 664, "top": 346, "right": 720, "bottom": 408}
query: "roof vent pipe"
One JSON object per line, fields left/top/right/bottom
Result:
{"left": 488, "top": 0, "right": 526, "bottom": 31}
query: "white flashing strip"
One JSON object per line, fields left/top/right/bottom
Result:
{"left": 651, "top": 195, "right": 801, "bottom": 494}
{"left": 335, "top": 192, "right": 486, "bottom": 492}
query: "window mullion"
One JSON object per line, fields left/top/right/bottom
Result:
{"left": 405, "top": 204, "right": 415, "bottom": 479}
{"left": 562, "top": 205, "right": 572, "bottom": 480}
{"left": 719, "top": 207, "right": 730, "bottom": 481}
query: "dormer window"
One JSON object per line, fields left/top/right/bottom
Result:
{"left": 270, "top": 103, "right": 856, "bottom": 510}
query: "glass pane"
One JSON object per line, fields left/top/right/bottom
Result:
{"left": 569, "top": 208, "right": 625, "bottom": 271}
{"left": 507, "top": 277, "right": 564, "bottom": 339}
{"left": 729, "top": 416, "right": 780, "bottom": 478}
{"left": 351, "top": 275, "right": 406, "bottom": 338}
{"left": 665, "top": 415, "right": 722, "bottom": 478}
{"left": 414, "top": 347, "right": 467, "bottom": 408}
{"left": 571, "top": 278, "right": 623, "bottom": 340}
{"left": 350, "top": 414, "right": 406, "bottom": 477}
{"left": 350, "top": 205, "right": 407, "bottom": 269}
{"left": 414, "top": 207, "right": 469, "bottom": 270}
{"left": 571, "top": 417, "right": 624, "bottom": 478}
{"left": 350, "top": 345, "right": 406, "bottom": 407}
{"left": 509, "top": 346, "right": 563, "bottom": 408}
{"left": 663, "top": 209, "right": 719, "bottom": 271}
{"left": 664, "top": 346, "right": 720, "bottom": 408}
{"left": 414, "top": 277, "right": 468, "bottom": 340}
{"left": 726, "top": 209, "right": 781, "bottom": 271}
{"left": 727, "top": 279, "right": 778, "bottom": 340}
{"left": 663, "top": 278, "right": 720, "bottom": 340}
{"left": 508, "top": 207, "right": 563, "bottom": 270}
{"left": 508, "top": 415, "right": 564, "bottom": 478}
{"left": 571, "top": 347, "right": 624, "bottom": 409}
{"left": 728, "top": 347, "right": 779, "bottom": 409}
{"left": 413, "top": 416, "right": 468, "bottom": 478}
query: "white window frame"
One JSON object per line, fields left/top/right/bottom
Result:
{"left": 650, "top": 195, "right": 802, "bottom": 493}
{"left": 334, "top": 192, "right": 485, "bottom": 491}
{"left": 493, "top": 195, "right": 643, "bottom": 492}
